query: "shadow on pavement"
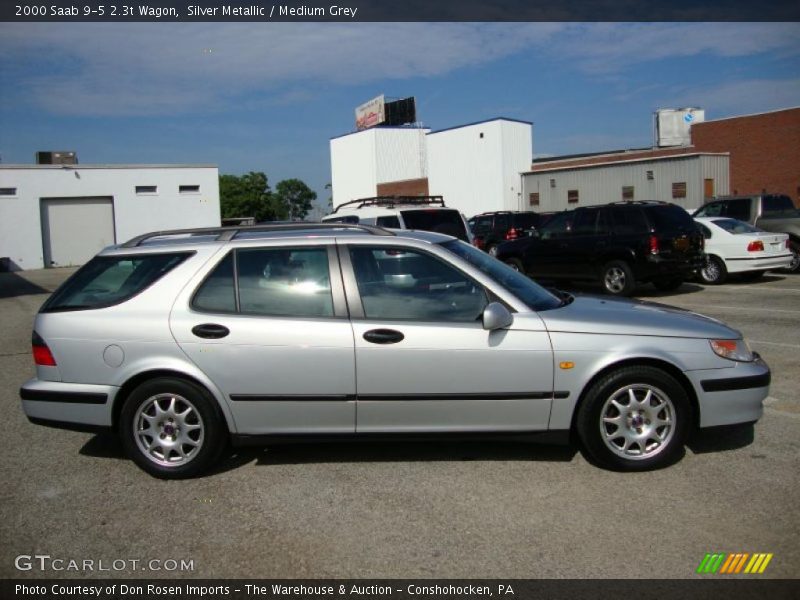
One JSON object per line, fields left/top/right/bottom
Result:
{"left": 687, "top": 423, "right": 755, "bottom": 454}
{"left": 0, "top": 272, "right": 50, "bottom": 299}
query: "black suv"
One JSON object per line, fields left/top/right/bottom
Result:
{"left": 470, "top": 211, "right": 554, "bottom": 256}
{"left": 495, "top": 201, "right": 704, "bottom": 296}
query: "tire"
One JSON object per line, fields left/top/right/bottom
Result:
{"left": 784, "top": 241, "right": 800, "bottom": 274}
{"left": 576, "top": 366, "right": 691, "bottom": 471}
{"left": 120, "top": 377, "right": 225, "bottom": 479}
{"left": 601, "top": 260, "right": 635, "bottom": 296}
{"left": 652, "top": 278, "right": 683, "bottom": 292}
{"left": 504, "top": 257, "right": 524, "bottom": 273}
{"left": 699, "top": 255, "right": 727, "bottom": 284}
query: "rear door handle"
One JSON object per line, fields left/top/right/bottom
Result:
{"left": 363, "top": 329, "right": 404, "bottom": 345}
{"left": 192, "top": 323, "right": 230, "bottom": 339}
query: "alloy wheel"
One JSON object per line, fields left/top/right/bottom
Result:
{"left": 133, "top": 393, "right": 205, "bottom": 467}
{"left": 599, "top": 384, "right": 675, "bottom": 460}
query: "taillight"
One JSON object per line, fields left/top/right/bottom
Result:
{"left": 649, "top": 235, "right": 660, "bottom": 255}
{"left": 786, "top": 239, "right": 791, "bottom": 249}
{"left": 505, "top": 228, "right": 520, "bottom": 241}
{"left": 747, "top": 240, "right": 764, "bottom": 252}
{"left": 32, "top": 331, "right": 57, "bottom": 367}
{"left": 473, "top": 237, "right": 484, "bottom": 249}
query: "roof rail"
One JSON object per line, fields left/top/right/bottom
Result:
{"left": 121, "top": 222, "right": 394, "bottom": 248}
{"left": 331, "top": 195, "right": 446, "bottom": 213}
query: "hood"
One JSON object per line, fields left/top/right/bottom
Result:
{"left": 536, "top": 294, "right": 740, "bottom": 340}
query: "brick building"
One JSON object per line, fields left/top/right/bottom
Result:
{"left": 531, "top": 106, "right": 800, "bottom": 207}
{"left": 691, "top": 107, "right": 799, "bottom": 204}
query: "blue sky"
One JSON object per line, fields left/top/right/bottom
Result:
{"left": 1, "top": 23, "right": 799, "bottom": 210}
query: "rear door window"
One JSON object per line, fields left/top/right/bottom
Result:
{"left": 723, "top": 199, "right": 751, "bottom": 221}
{"left": 42, "top": 253, "right": 191, "bottom": 312}
{"left": 193, "top": 247, "right": 333, "bottom": 318}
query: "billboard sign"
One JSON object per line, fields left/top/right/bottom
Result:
{"left": 355, "top": 95, "right": 385, "bottom": 130}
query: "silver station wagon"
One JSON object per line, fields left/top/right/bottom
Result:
{"left": 20, "top": 224, "right": 770, "bottom": 478}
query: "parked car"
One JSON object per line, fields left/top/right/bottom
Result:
{"left": 694, "top": 217, "right": 793, "bottom": 284}
{"left": 470, "top": 211, "right": 555, "bottom": 255}
{"left": 495, "top": 201, "right": 705, "bottom": 296}
{"left": 321, "top": 196, "right": 472, "bottom": 243}
{"left": 693, "top": 194, "right": 800, "bottom": 273}
{"left": 21, "top": 223, "right": 769, "bottom": 478}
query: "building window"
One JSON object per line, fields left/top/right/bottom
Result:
{"left": 529, "top": 193, "right": 540, "bottom": 206}
{"left": 136, "top": 185, "right": 158, "bottom": 194}
{"left": 550, "top": 179, "right": 556, "bottom": 188}
{"left": 622, "top": 186, "right": 634, "bottom": 201}
{"left": 179, "top": 185, "right": 200, "bottom": 194}
{"left": 672, "top": 182, "right": 687, "bottom": 199}
{"left": 567, "top": 189, "right": 579, "bottom": 204}
{"left": 0, "top": 187, "right": 17, "bottom": 196}
{"left": 646, "top": 170, "right": 654, "bottom": 180}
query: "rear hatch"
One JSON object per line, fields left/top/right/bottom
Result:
{"left": 400, "top": 208, "right": 471, "bottom": 242}
{"left": 646, "top": 205, "right": 704, "bottom": 261}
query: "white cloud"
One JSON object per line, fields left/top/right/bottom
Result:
{"left": 1, "top": 23, "right": 798, "bottom": 116}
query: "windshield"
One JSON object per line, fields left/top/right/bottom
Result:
{"left": 441, "top": 240, "right": 562, "bottom": 311}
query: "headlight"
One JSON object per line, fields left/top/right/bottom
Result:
{"left": 710, "top": 339, "right": 754, "bottom": 362}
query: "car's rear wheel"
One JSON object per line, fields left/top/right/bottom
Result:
{"left": 652, "top": 278, "right": 683, "bottom": 292}
{"left": 504, "top": 257, "right": 525, "bottom": 274}
{"left": 120, "top": 378, "right": 225, "bottom": 479}
{"left": 785, "top": 241, "right": 800, "bottom": 273}
{"left": 700, "top": 255, "right": 727, "bottom": 284}
{"left": 601, "top": 261, "right": 635, "bottom": 296}
{"left": 576, "top": 366, "right": 690, "bottom": 471}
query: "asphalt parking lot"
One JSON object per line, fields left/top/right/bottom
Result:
{"left": 0, "top": 268, "right": 798, "bottom": 579}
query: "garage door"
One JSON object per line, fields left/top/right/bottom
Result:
{"left": 41, "top": 197, "right": 115, "bottom": 268}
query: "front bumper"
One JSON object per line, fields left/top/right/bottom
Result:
{"left": 20, "top": 379, "right": 117, "bottom": 430}
{"left": 687, "top": 354, "right": 771, "bottom": 428}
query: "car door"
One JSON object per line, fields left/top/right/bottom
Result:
{"left": 341, "top": 241, "right": 554, "bottom": 432}
{"left": 524, "top": 210, "right": 575, "bottom": 279}
{"left": 170, "top": 242, "right": 356, "bottom": 434}
{"left": 564, "top": 207, "right": 612, "bottom": 280}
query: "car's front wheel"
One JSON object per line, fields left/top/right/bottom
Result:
{"left": 120, "top": 378, "right": 225, "bottom": 479}
{"left": 576, "top": 366, "right": 691, "bottom": 471}
{"left": 601, "top": 261, "right": 635, "bottom": 296}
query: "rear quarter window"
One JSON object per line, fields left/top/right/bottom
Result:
{"left": 41, "top": 253, "right": 191, "bottom": 312}
{"left": 645, "top": 205, "right": 696, "bottom": 232}
{"left": 400, "top": 209, "right": 470, "bottom": 241}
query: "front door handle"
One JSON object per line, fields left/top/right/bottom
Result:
{"left": 192, "top": 323, "right": 230, "bottom": 339}
{"left": 363, "top": 329, "right": 404, "bottom": 344}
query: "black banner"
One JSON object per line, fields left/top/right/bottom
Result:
{"left": 2, "top": 0, "right": 800, "bottom": 22}
{"left": 3, "top": 579, "right": 800, "bottom": 600}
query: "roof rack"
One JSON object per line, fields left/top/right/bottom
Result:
{"left": 331, "top": 195, "right": 446, "bottom": 213}
{"left": 121, "top": 222, "right": 394, "bottom": 248}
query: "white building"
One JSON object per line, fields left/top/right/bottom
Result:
{"left": 0, "top": 164, "right": 220, "bottom": 271}
{"left": 330, "top": 127, "right": 429, "bottom": 207}
{"left": 521, "top": 153, "right": 730, "bottom": 213}
{"left": 427, "top": 118, "right": 532, "bottom": 218}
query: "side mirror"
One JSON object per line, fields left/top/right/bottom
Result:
{"left": 482, "top": 302, "right": 513, "bottom": 331}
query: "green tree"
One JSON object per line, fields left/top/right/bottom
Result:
{"left": 274, "top": 178, "right": 317, "bottom": 221}
{"left": 218, "top": 172, "right": 276, "bottom": 222}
